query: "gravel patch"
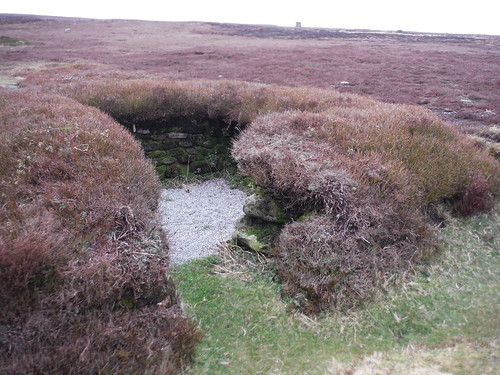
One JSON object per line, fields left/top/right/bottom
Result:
{"left": 159, "top": 178, "right": 247, "bottom": 264}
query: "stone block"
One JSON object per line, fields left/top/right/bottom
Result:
{"left": 243, "top": 194, "right": 289, "bottom": 223}
{"left": 232, "top": 216, "right": 278, "bottom": 254}
{"left": 178, "top": 140, "right": 194, "bottom": 148}
{"left": 167, "top": 132, "right": 189, "bottom": 139}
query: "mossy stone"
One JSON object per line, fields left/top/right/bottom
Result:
{"left": 164, "top": 164, "right": 183, "bottom": 178}
{"left": 232, "top": 216, "right": 281, "bottom": 255}
{"left": 142, "top": 140, "right": 163, "bottom": 152}
{"left": 168, "top": 148, "right": 189, "bottom": 164}
{"left": 162, "top": 138, "right": 177, "bottom": 148}
{"left": 190, "top": 160, "right": 211, "bottom": 175}
{"left": 162, "top": 156, "right": 176, "bottom": 165}
{"left": 149, "top": 150, "right": 168, "bottom": 159}
{"left": 243, "top": 194, "right": 290, "bottom": 224}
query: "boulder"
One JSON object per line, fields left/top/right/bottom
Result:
{"left": 243, "top": 194, "right": 288, "bottom": 223}
{"left": 232, "top": 216, "right": 281, "bottom": 255}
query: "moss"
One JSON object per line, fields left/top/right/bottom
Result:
{"left": 155, "top": 165, "right": 167, "bottom": 178}
{"left": 149, "top": 150, "right": 168, "bottom": 159}
{"left": 169, "top": 148, "right": 189, "bottom": 164}
{"left": 247, "top": 222, "right": 281, "bottom": 243}
{"left": 207, "top": 137, "right": 225, "bottom": 147}
{"left": 116, "top": 297, "right": 136, "bottom": 311}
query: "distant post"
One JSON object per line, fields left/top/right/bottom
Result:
{"left": 296, "top": 22, "right": 302, "bottom": 28}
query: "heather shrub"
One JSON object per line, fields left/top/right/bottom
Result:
{"left": 233, "top": 108, "right": 499, "bottom": 311}
{"left": 62, "top": 78, "right": 499, "bottom": 312}
{"left": 66, "top": 79, "right": 375, "bottom": 125}
{"left": 0, "top": 91, "right": 198, "bottom": 374}
{"left": 453, "top": 174, "right": 494, "bottom": 216}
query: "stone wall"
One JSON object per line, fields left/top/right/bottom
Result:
{"left": 122, "top": 117, "right": 243, "bottom": 179}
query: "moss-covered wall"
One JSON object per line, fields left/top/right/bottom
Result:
{"left": 122, "top": 117, "right": 243, "bottom": 179}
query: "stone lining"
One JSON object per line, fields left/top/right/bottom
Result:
{"left": 123, "top": 117, "right": 243, "bottom": 179}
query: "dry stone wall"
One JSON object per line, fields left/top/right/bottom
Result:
{"left": 122, "top": 117, "right": 242, "bottom": 179}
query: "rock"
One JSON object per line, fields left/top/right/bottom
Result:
{"left": 162, "top": 156, "right": 176, "bottom": 165}
{"left": 178, "top": 140, "right": 194, "bottom": 148}
{"left": 167, "top": 132, "right": 189, "bottom": 139}
{"left": 243, "top": 194, "right": 288, "bottom": 223}
{"left": 232, "top": 216, "right": 278, "bottom": 254}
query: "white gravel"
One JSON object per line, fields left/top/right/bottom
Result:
{"left": 159, "top": 179, "right": 247, "bottom": 264}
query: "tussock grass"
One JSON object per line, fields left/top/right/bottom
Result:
{"left": 174, "top": 207, "right": 499, "bottom": 375}
{"left": 0, "top": 90, "right": 199, "bottom": 374}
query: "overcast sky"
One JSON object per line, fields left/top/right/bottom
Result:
{"left": 2, "top": 1, "right": 499, "bottom": 36}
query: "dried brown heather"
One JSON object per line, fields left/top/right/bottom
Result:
{"left": 0, "top": 90, "right": 199, "bottom": 374}
{"left": 233, "top": 106, "right": 499, "bottom": 311}
{"left": 9, "top": 78, "right": 497, "bottom": 316}
{"left": 65, "top": 79, "right": 499, "bottom": 311}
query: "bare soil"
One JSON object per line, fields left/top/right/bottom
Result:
{"left": 1, "top": 14, "right": 499, "bottom": 133}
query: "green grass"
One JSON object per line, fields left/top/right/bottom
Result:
{"left": 173, "top": 207, "right": 499, "bottom": 374}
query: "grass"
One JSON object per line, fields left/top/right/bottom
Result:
{"left": 173, "top": 206, "right": 499, "bottom": 375}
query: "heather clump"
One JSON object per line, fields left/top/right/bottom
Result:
{"left": 58, "top": 78, "right": 499, "bottom": 313}
{"left": 67, "top": 79, "right": 377, "bottom": 125}
{"left": 0, "top": 91, "right": 198, "bottom": 374}
{"left": 233, "top": 107, "right": 499, "bottom": 311}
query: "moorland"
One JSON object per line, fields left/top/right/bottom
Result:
{"left": 1, "top": 14, "right": 499, "bottom": 375}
